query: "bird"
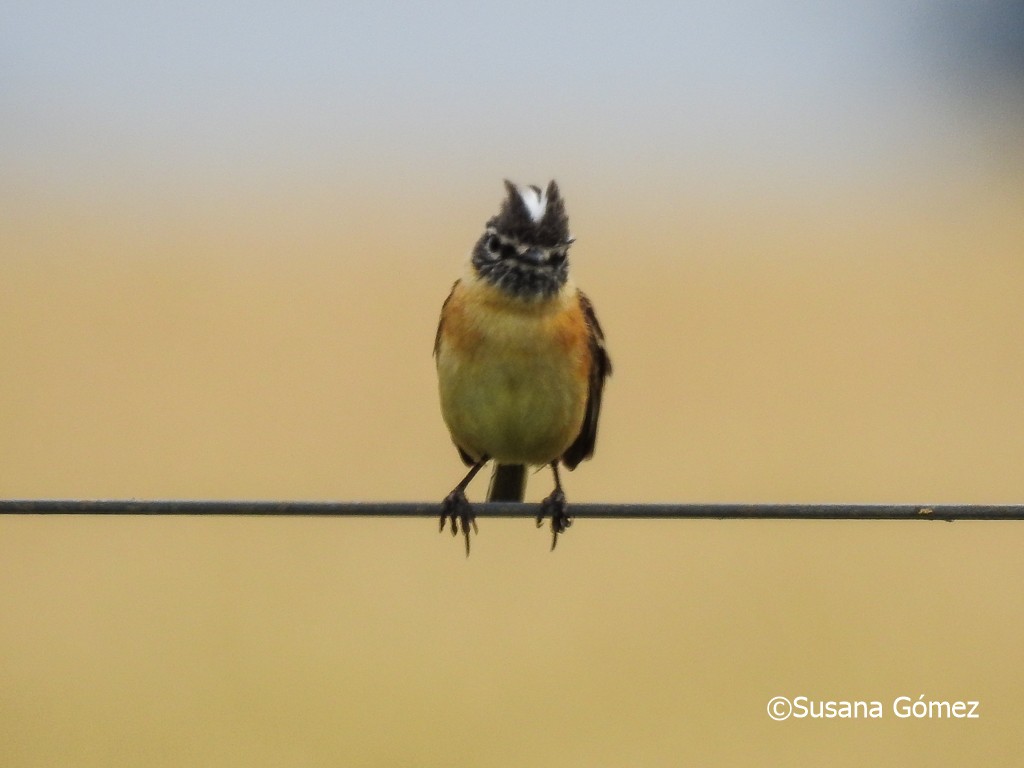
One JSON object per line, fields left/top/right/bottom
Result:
{"left": 433, "top": 179, "right": 611, "bottom": 554}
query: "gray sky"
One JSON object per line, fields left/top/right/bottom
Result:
{"left": 4, "top": 2, "right": 1020, "bottom": 206}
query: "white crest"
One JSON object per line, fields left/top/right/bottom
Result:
{"left": 517, "top": 184, "right": 548, "bottom": 223}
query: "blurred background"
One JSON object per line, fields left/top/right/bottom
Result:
{"left": 2, "top": 1, "right": 1023, "bottom": 765}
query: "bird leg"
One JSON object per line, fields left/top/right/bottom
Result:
{"left": 440, "top": 456, "right": 488, "bottom": 555}
{"left": 538, "top": 461, "right": 572, "bottom": 550}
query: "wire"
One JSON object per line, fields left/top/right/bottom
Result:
{"left": 1, "top": 500, "right": 1022, "bottom": 520}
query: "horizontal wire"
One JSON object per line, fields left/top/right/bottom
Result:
{"left": 1, "top": 500, "right": 1023, "bottom": 520}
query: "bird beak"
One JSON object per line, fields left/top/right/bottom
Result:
{"left": 520, "top": 247, "right": 547, "bottom": 266}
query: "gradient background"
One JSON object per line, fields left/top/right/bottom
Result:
{"left": 3, "top": 2, "right": 1024, "bottom": 765}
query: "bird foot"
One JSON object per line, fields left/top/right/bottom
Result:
{"left": 440, "top": 489, "right": 477, "bottom": 556}
{"left": 537, "top": 488, "right": 572, "bottom": 550}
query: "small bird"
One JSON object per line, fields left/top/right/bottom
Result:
{"left": 434, "top": 180, "right": 611, "bottom": 553}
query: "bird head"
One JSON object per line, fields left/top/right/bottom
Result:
{"left": 471, "top": 180, "right": 575, "bottom": 300}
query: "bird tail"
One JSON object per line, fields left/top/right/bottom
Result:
{"left": 487, "top": 463, "right": 527, "bottom": 502}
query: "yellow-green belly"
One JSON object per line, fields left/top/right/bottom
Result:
{"left": 436, "top": 287, "right": 588, "bottom": 465}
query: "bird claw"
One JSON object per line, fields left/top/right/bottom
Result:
{"left": 440, "top": 489, "right": 477, "bottom": 556}
{"left": 537, "top": 488, "right": 571, "bottom": 550}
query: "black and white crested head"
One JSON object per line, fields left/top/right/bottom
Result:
{"left": 471, "top": 179, "right": 575, "bottom": 300}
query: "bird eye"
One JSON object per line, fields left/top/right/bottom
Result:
{"left": 487, "top": 234, "right": 507, "bottom": 256}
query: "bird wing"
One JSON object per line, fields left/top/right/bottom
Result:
{"left": 561, "top": 290, "right": 611, "bottom": 470}
{"left": 435, "top": 279, "right": 477, "bottom": 467}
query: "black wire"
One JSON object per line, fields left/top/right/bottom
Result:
{"left": 1, "top": 500, "right": 1022, "bottom": 520}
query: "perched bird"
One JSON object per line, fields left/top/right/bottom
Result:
{"left": 434, "top": 180, "right": 611, "bottom": 553}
